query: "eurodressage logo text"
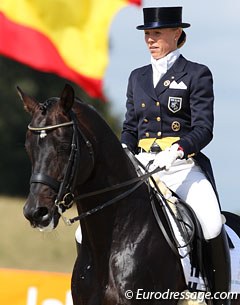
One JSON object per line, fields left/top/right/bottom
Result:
{"left": 124, "top": 289, "right": 238, "bottom": 303}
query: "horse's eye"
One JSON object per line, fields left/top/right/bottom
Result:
{"left": 57, "top": 143, "right": 71, "bottom": 153}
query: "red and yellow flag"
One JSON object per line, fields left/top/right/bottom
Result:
{"left": 0, "top": 0, "right": 141, "bottom": 99}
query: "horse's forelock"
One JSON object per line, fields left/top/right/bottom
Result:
{"left": 39, "top": 98, "right": 59, "bottom": 115}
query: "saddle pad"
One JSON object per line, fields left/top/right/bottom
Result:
{"left": 127, "top": 152, "right": 240, "bottom": 293}
{"left": 179, "top": 224, "right": 240, "bottom": 293}
{"left": 225, "top": 225, "right": 240, "bottom": 293}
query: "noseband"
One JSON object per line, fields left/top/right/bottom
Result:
{"left": 28, "top": 109, "right": 94, "bottom": 213}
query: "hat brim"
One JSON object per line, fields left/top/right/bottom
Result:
{"left": 136, "top": 22, "right": 190, "bottom": 30}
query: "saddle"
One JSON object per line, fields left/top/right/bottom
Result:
{"left": 124, "top": 147, "right": 207, "bottom": 288}
{"left": 151, "top": 177, "right": 206, "bottom": 275}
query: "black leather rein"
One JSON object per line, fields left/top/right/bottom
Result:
{"left": 27, "top": 109, "right": 187, "bottom": 258}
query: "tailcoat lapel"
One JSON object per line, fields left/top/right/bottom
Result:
{"left": 137, "top": 55, "right": 188, "bottom": 100}
{"left": 138, "top": 65, "right": 158, "bottom": 100}
{"left": 155, "top": 55, "right": 188, "bottom": 97}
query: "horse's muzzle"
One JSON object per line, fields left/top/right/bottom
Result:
{"left": 23, "top": 199, "right": 60, "bottom": 231}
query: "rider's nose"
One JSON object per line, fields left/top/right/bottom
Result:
{"left": 147, "top": 36, "right": 154, "bottom": 43}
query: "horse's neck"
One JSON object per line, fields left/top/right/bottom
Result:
{"left": 74, "top": 108, "right": 140, "bottom": 256}
{"left": 81, "top": 142, "right": 137, "bottom": 191}
{"left": 76, "top": 146, "right": 138, "bottom": 255}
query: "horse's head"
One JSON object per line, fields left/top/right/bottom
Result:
{"left": 18, "top": 84, "right": 94, "bottom": 231}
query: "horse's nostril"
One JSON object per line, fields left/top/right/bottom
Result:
{"left": 33, "top": 207, "right": 49, "bottom": 221}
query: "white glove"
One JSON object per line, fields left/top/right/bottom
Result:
{"left": 152, "top": 144, "right": 184, "bottom": 170}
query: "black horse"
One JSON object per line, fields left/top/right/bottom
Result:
{"left": 18, "top": 84, "right": 239, "bottom": 305}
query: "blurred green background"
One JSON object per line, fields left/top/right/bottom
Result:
{"left": 0, "top": 55, "right": 121, "bottom": 197}
{"left": 0, "top": 55, "right": 121, "bottom": 272}
{"left": 0, "top": 197, "right": 78, "bottom": 272}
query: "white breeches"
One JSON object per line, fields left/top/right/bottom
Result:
{"left": 136, "top": 152, "right": 223, "bottom": 240}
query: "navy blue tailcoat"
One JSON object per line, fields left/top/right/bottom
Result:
{"left": 121, "top": 55, "right": 219, "bottom": 196}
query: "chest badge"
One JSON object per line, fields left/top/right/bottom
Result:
{"left": 168, "top": 96, "right": 182, "bottom": 113}
{"left": 164, "top": 80, "right": 171, "bottom": 87}
{"left": 172, "top": 121, "right": 181, "bottom": 132}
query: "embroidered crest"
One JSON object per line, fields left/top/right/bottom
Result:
{"left": 168, "top": 97, "right": 182, "bottom": 113}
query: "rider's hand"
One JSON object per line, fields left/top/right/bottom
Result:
{"left": 152, "top": 144, "right": 184, "bottom": 170}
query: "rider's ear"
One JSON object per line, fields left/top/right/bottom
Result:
{"left": 59, "top": 84, "right": 74, "bottom": 113}
{"left": 17, "top": 86, "right": 38, "bottom": 115}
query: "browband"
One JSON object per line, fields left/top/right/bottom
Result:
{"left": 28, "top": 121, "right": 74, "bottom": 131}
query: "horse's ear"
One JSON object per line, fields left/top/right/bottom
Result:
{"left": 59, "top": 84, "right": 74, "bottom": 113}
{"left": 16, "top": 86, "right": 38, "bottom": 115}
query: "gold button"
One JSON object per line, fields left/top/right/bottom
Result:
{"left": 145, "top": 132, "right": 150, "bottom": 137}
{"left": 156, "top": 117, "right": 161, "bottom": 122}
{"left": 157, "top": 132, "right": 162, "bottom": 137}
{"left": 143, "top": 118, "right": 148, "bottom": 123}
{"left": 156, "top": 102, "right": 160, "bottom": 106}
{"left": 141, "top": 103, "right": 146, "bottom": 108}
{"left": 171, "top": 121, "right": 181, "bottom": 131}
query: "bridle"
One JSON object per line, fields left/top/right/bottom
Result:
{"left": 27, "top": 105, "right": 194, "bottom": 258}
{"left": 27, "top": 104, "right": 159, "bottom": 225}
{"left": 28, "top": 108, "right": 94, "bottom": 214}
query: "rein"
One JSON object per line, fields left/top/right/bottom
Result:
{"left": 28, "top": 108, "right": 192, "bottom": 259}
{"left": 27, "top": 104, "right": 163, "bottom": 226}
{"left": 62, "top": 166, "right": 162, "bottom": 225}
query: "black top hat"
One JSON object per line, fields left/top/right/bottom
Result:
{"left": 136, "top": 7, "right": 190, "bottom": 30}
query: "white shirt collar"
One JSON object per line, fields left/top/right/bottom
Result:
{"left": 151, "top": 49, "right": 180, "bottom": 87}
